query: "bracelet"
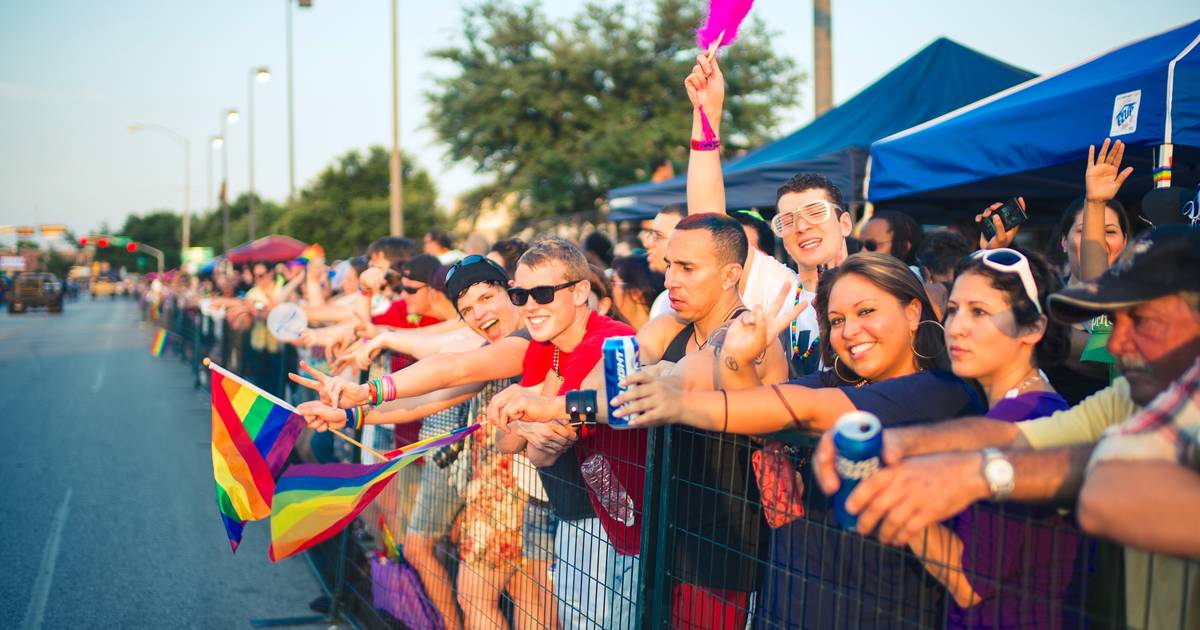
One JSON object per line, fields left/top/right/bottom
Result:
{"left": 367, "top": 376, "right": 396, "bottom": 405}
{"left": 368, "top": 380, "right": 380, "bottom": 406}
{"left": 691, "top": 138, "right": 721, "bottom": 151}
{"left": 343, "top": 406, "right": 366, "bottom": 432}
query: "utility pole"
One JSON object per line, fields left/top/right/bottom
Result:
{"left": 389, "top": 0, "right": 404, "bottom": 236}
{"left": 813, "top": 0, "right": 833, "bottom": 117}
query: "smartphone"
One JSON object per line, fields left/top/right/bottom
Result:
{"left": 980, "top": 197, "right": 1027, "bottom": 241}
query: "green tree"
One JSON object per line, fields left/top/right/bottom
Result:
{"left": 273, "top": 146, "right": 443, "bottom": 258}
{"left": 427, "top": 0, "right": 802, "bottom": 219}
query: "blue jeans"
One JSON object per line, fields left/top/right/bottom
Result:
{"left": 553, "top": 516, "right": 639, "bottom": 630}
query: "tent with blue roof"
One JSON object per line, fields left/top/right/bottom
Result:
{"left": 867, "top": 20, "right": 1200, "bottom": 218}
{"left": 607, "top": 38, "right": 1036, "bottom": 221}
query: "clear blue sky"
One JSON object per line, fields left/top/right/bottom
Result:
{"left": 0, "top": 0, "right": 1195, "bottom": 240}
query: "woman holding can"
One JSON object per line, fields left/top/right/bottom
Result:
{"left": 613, "top": 253, "right": 985, "bottom": 629}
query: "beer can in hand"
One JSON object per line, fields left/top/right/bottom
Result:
{"left": 603, "top": 336, "right": 640, "bottom": 428}
{"left": 833, "top": 410, "right": 883, "bottom": 531}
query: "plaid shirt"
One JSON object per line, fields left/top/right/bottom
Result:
{"left": 1090, "top": 356, "right": 1200, "bottom": 472}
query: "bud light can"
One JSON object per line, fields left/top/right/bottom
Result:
{"left": 603, "top": 336, "right": 640, "bottom": 428}
{"left": 833, "top": 411, "right": 883, "bottom": 530}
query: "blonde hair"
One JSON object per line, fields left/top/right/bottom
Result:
{"left": 518, "top": 237, "right": 590, "bottom": 282}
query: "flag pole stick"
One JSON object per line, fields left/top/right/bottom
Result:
{"left": 203, "top": 358, "right": 388, "bottom": 461}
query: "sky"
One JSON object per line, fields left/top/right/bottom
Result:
{"left": 0, "top": 0, "right": 1196, "bottom": 242}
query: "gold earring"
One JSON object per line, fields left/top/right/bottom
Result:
{"left": 910, "top": 319, "right": 946, "bottom": 361}
{"left": 832, "top": 354, "right": 863, "bottom": 385}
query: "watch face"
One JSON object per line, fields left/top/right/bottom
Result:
{"left": 986, "top": 458, "right": 1014, "bottom": 486}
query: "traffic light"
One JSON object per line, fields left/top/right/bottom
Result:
{"left": 79, "top": 236, "right": 90, "bottom": 246}
{"left": 97, "top": 237, "right": 110, "bottom": 248}
{"left": 126, "top": 242, "right": 138, "bottom": 253}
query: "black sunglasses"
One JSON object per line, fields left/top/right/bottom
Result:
{"left": 507, "top": 280, "right": 582, "bottom": 306}
{"left": 400, "top": 283, "right": 426, "bottom": 294}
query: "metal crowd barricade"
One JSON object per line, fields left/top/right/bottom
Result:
{"left": 143, "top": 301, "right": 1197, "bottom": 629}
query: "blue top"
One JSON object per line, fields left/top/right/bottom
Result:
{"left": 759, "top": 369, "right": 986, "bottom": 629}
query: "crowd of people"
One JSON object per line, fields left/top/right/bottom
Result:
{"left": 141, "top": 52, "right": 1200, "bottom": 630}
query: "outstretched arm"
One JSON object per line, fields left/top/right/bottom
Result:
{"left": 685, "top": 53, "right": 726, "bottom": 215}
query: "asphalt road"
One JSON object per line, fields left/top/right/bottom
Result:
{"left": 0, "top": 298, "right": 320, "bottom": 629}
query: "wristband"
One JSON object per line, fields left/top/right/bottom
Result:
{"left": 566, "top": 390, "right": 597, "bottom": 426}
{"left": 691, "top": 138, "right": 721, "bottom": 151}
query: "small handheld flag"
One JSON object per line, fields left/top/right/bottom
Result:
{"left": 206, "top": 359, "right": 305, "bottom": 552}
{"left": 296, "top": 243, "right": 324, "bottom": 264}
{"left": 268, "top": 424, "right": 480, "bottom": 562}
{"left": 150, "top": 328, "right": 169, "bottom": 357}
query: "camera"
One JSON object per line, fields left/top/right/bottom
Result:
{"left": 432, "top": 439, "right": 466, "bottom": 469}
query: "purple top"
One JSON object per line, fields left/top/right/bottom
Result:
{"left": 948, "top": 391, "right": 1080, "bottom": 629}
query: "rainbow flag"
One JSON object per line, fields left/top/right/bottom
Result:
{"left": 150, "top": 328, "right": 168, "bottom": 356}
{"left": 269, "top": 424, "right": 479, "bottom": 562}
{"left": 296, "top": 243, "right": 324, "bottom": 264}
{"left": 210, "top": 362, "right": 305, "bottom": 552}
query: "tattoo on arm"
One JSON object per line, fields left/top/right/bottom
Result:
{"left": 724, "top": 353, "right": 739, "bottom": 372}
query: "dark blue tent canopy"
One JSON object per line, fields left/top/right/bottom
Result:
{"left": 868, "top": 20, "right": 1200, "bottom": 208}
{"left": 608, "top": 38, "right": 1035, "bottom": 221}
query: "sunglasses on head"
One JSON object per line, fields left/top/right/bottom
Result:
{"left": 771, "top": 200, "right": 839, "bottom": 237}
{"left": 445, "top": 254, "right": 506, "bottom": 284}
{"left": 970, "top": 248, "right": 1043, "bottom": 315}
{"left": 507, "top": 280, "right": 582, "bottom": 306}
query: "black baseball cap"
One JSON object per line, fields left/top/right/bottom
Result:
{"left": 1048, "top": 225, "right": 1200, "bottom": 323}
{"left": 1141, "top": 186, "right": 1199, "bottom": 227}
{"left": 401, "top": 254, "right": 440, "bottom": 284}
{"left": 444, "top": 255, "right": 509, "bottom": 311}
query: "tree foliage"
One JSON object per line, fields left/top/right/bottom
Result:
{"left": 426, "top": 0, "right": 802, "bottom": 219}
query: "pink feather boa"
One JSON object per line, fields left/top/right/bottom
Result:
{"left": 695, "top": 0, "right": 754, "bottom": 50}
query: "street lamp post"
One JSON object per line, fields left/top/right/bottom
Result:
{"left": 128, "top": 123, "right": 191, "bottom": 249}
{"left": 389, "top": 0, "right": 403, "bottom": 236}
{"left": 219, "top": 108, "right": 239, "bottom": 253}
{"left": 285, "top": 0, "right": 313, "bottom": 203}
{"left": 247, "top": 67, "right": 271, "bottom": 242}
{"left": 207, "top": 135, "right": 222, "bottom": 211}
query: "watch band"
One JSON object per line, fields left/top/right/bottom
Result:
{"left": 982, "top": 447, "right": 1015, "bottom": 501}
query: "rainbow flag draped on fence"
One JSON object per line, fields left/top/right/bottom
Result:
{"left": 209, "top": 362, "right": 305, "bottom": 553}
{"left": 269, "top": 424, "right": 479, "bottom": 562}
{"left": 149, "top": 328, "right": 168, "bottom": 357}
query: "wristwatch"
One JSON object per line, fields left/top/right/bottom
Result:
{"left": 981, "top": 448, "right": 1015, "bottom": 501}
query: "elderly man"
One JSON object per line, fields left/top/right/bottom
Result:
{"left": 813, "top": 225, "right": 1200, "bottom": 629}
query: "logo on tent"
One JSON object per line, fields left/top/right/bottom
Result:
{"left": 1110, "top": 90, "right": 1141, "bottom": 137}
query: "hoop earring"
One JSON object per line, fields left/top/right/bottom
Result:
{"left": 832, "top": 354, "right": 862, "bottom": 385}
{"left": 911, "top": 319, "right": 946, "bottom": 361}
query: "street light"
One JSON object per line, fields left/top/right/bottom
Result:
{"left": 219, "top": 108, "right": 239, "bottom": 253}
{"left": 128, "top": 123, "right": 192, "bottom": 249}
{"left": 207, "top": 135, "right": 223, "bottom": 211}
{"left": 285, "top": 0, "right": 313, "bottom": 204}
{"left": 247, "top": 66, "right": 271, "bottom": 242}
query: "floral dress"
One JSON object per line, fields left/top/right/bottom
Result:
{"left": 453, "top": 377, "right": 528, "bottom": 569}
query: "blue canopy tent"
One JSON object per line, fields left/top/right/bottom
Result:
{"left": 867, "top": 20, "right": 1200, "bottom": 223}
{"left": 608, "top": 38, "right": 1035, "bottom": 221}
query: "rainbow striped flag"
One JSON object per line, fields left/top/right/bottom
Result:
{"left": 269, "top": 424, "right": 479, "bottom": 562}
{"left": 210, "top": 362, "right": 305, "bottom": 553}
{"left": 149, "top": 328, "right": 168, "bottom": 357}
{"left": 296, "top": 243, "right": 324, "bottom": 264}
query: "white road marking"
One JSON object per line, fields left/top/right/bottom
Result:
{"left": 21, "top": 487, "right": 73, "bottom": 630}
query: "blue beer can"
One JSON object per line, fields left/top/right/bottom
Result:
{"left": 832, "top": 410, "right": 883, "bottom": 530}
{"left": 603, "top": 336, "right": 640, "bottom": 428}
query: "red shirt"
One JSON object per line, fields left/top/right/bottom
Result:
{"left": 520, "top": 311, "right": 646, "bottom": 555}
{"left": 372, "top": 299, "right": 441, "bottom": 447}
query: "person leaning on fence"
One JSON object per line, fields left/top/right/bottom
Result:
{"left": 613, "top": 253, "right": 986, "bottom": 628}
{"left": 912, "top": 246, "right": 1080, "bottom": 629}
{"left": 485, "top": 238, "right": 643, "bottom": 630}
{"left": 816, "top": 226, "right": 1200, "bottom": 630}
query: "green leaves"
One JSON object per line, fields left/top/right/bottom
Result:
{"left": 426, "top": 0, "right": 802, "bottom": 220}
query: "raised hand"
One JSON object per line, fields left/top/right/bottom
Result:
{"left": 975, "top": 197, "right": 1025, "bottom": 250}
{"left": 1086, "top": 138, "right": 1133, "bottom": 204}
{"left": 296, "top": 400, "right": 348, "bottom": 433}
{"left": 684, "top": 52, "right": 725, "bottom": 114}
{"left": 720, "top": 284, "right": 807, "bottom": 370}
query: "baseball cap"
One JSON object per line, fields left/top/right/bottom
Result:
{"left": 444, "top": 255, "right": 509, "bottom": 311}
{"left": 1048, "top": 225, "right": 1200, "bottom": 323}
{"left": 1141, "top": 186, "right": 1198, "bottom": 227}
{"left": 401, "top": 254, "right": 441, "bottom": 284}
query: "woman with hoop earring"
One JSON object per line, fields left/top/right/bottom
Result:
{"left": 613, "top": 253, "right": 986, "bottom": 629}
{"left": 909, "top": 246, "right": 1079, "bottom": 629}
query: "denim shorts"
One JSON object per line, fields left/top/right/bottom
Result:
{"left": 522, "top": 500, "right": 559, "bottom": 561}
